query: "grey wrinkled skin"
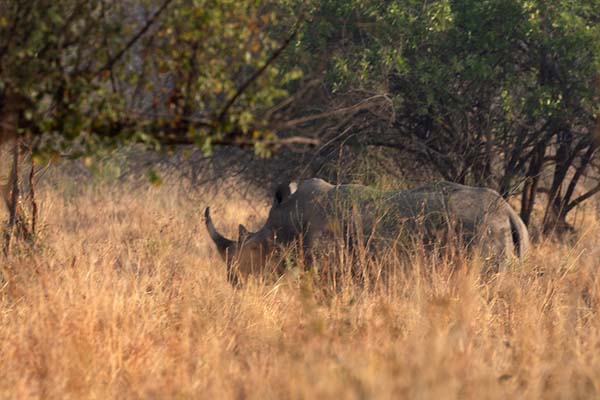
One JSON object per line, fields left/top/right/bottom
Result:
{"left": 205, "top": 178, "right": 530, "bottom": 285}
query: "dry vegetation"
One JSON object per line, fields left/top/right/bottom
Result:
{"left": 1, "top": 164, "right": 600, "bottom": 399}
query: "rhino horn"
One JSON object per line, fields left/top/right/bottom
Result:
{"left": 205, "top": 207, "right": 234, "bottom": 260}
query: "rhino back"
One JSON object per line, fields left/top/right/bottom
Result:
{"left": 267, "top": 179, "right": 526, "bottom": 260}
{"left": 323, "top": 182, "right": 515, "bottom": 248}
{"left": 319, "top": 184, "right": 449, "bottom": 244}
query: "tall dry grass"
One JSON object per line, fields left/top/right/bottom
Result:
{"left": 1, "top": 166, "right": 599, "bottom": 399}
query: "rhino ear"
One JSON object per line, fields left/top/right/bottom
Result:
{"left": 274, "top": 182, "right": 292, "bottom": 205}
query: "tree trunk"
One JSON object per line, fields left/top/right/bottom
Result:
{"left": 0, "top": 89, "right": 33, "bottom": 254}
{"left": 542, "top": 128, "right": 573, "bottom": 234}
{"left": 520, "top": 142, "right": 545, "bottom": 227}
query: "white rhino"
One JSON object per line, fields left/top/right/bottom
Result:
{"left": 205, "top": 178, "right": 529, "bottom": 284}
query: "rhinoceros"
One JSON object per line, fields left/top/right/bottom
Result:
{"left": 205, "top": 178, "right": 529, "bottom": 284}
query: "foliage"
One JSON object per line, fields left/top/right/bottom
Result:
{"left": 281, "top": 0, "right": 600, "bottom": 232}
{"left": 1, "top": 0, "right": 599, "bottom": 234}
{"left": 0, "top": 0, "right": 303, "bottom": 157}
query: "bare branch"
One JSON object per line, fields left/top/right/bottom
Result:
{"left": 566, "top": 183, "right": 600, "bottom": 213}
{"left": 94, "top": 0, "right": 173, "bottom": 77}
{"left": 279, "top": 95, "right": 392, "bottom": 128}
{"left": 217, "top": 16, "right": 304, "bottom": 123}
{"left": 160, "top": 134, "right": 320, "bottom": 148}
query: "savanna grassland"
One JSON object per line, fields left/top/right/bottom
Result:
{"left": 1, "top": 164, "right": 600, "bottom": 400}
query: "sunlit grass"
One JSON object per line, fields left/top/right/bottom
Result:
{"left": 0, "top": 169, "right": 599, "bottom": 399}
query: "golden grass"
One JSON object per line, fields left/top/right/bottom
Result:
{"left": 1, "top": 170, "right": 599, "bottom": 399}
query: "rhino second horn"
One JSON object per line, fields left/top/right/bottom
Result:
{"left": 205, "top": 207, "right": 234, "bottom": 260}
{"left": 238, "top": 224, "right": 249, "bottom": 239}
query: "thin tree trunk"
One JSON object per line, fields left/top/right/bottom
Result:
{"left": 520, "top": 143, "right": 545, "bottom": 227}
{"left": 542, "top": 129, "right": 576, "bottom": 234}
{"left": 3, "top": 138, "right": 20, "bottom": 255}
{"left": 29, "top": 155, "right": 37, "bottom": 237}
{"left": 0, "top": 89, "right": 32, "bottom": 254}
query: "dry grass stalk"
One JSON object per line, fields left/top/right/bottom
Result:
{"left": 0, "top": 170, "right": 599, "bottom": 399}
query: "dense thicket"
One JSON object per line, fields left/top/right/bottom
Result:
{"left": 0, "top": 0, "right": 599, "bottom": 237}
{"left": 279, "top": 0, "right": 600, "bottom": 233}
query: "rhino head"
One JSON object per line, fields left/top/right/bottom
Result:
{"left": 204, "top": 183, "right": 310, "bottom": 286}
{"left": 204, "top": 208, "right": 268, "bottom": 285}
{"left": 204, "top": 182, "right": 295, "bottom": 285}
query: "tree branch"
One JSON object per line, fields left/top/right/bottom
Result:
{"left": 216, "top": 16, "right": 304, "bottom": 123}
{"left": 279, "top": 95, "right": 392, "bottom": 128}
{"left": 566, "top": 183, "right": 600, "bottom": 213}
{"left": 94, "top": 0, "right": 173, "bottom": 77}
{"left": 159, "top": 134, "right": 320, "bottom": 148}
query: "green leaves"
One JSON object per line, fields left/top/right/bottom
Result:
{"left": 279, "top": 0, "right": 600, "bottom": 218}
{"left": 2, "top": 0, "right": 599, "bottom": 176}
{"left": 0, "top": 0, "right": 303, "bottom": 158}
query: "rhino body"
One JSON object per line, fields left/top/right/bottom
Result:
{"left": 206, "top": 178, "right": 529, "bottom": 284}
